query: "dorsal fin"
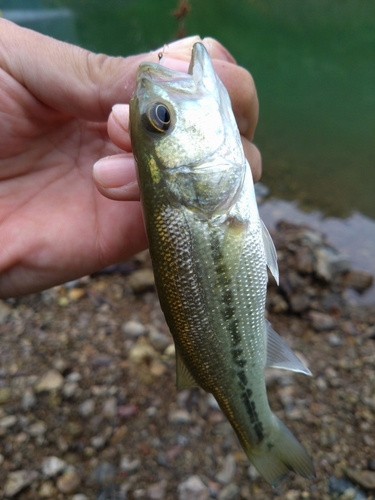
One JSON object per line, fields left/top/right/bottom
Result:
{"left": 260, "top": 219, "right": 279, "bottom": 285}
{"left": 266, "top": 320, "right": 311, "bottom": 376}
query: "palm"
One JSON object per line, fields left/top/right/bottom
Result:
{"left": 0, "top": 79, "right": 145, "bottom": 296}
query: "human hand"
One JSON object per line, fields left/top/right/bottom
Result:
{"left": 0, "top": 19, "right": 261, "bottom": 298}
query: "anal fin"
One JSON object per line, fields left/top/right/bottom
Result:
{"left": 266, "top": 320, "right": 312, "bottom": 376}
{"left": 176, "top": 348, "right": 200, "bottom": 390}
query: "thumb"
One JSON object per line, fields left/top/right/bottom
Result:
{"left": 0, "top": 20, "right": 232, "bottom": 122}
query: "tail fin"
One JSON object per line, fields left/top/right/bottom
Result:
{"left": 247, "top": 414, "right": 315, "bottom": 487}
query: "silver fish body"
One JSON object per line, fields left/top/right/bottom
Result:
{"left": 130, "top": 42, "right": 315, "bottom": 486}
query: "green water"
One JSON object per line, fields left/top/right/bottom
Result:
{"left": 2, "top": 0, "right": 375, "bottom": 219}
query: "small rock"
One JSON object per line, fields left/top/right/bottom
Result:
{"left": 344, "top": 270, "right": 373, "bottom": 293}
{"left": 21, "top": 389, "right": 36, "bottom": 410}
{"left": 121, "top": 320, "right": 147, "bottom": 338}
{"left": 66, "top": 371, "right": 82, "bottom": 383}
{"left": 120, "top": 455, "right": 141, "bottom": 473}
{"left": 289, "top": 293, "right": 310, "bottom": 313}
{"left": 218, "top": 483, "right": 240, "bottom": 500}
{"left": 215, "top": 454, "right": 236, "bottom": 485}
{"left": 309, "top": 311, "right": 337, "bottom": 331}
{"left": 328, "top": 333, "right": 343, "bottom": 346}
{"left": 178, "top": 475, "right": 209, "bottom": 500}
{"left": 128, "top": 337, "right": 157, "bottom": 364}
{"left": 285, "top": 490, "right": 300, "bottom": 500}
{"left": 67, "top": 287, "right": 86, "bottom": 301}
{"left": 148, "top": 326, "right": 171, "bottom": 352}
{"left": 329, "top": 477, "right": 367, "bottom": 500}
{"left": 0, "top": 415, "right": 17, "bottom": 428}
{"left": 62, "top": 381, "right": 79, "bottom": 398}
{"left": 91, "top": 462, "right": 116, "bottom": 485}
{"left": 127, "top": 269, "right": 155, "bottom": 293}
{"left": 38, "top": 480, "right": 56, "bottom": 498}
{"left": 149, "top": 359, "right": 167, "bottom": 377}
{"left": 78, "top": 399, "right": 96, "bottom": 418}
{"left": 28, "top": 420, "right": 47, "bottom": 437}
{"left": 71, "top": 495, "right": 89, "bottom": 500}
{"left": 314, "top": 246, "right": 350, "bottom": 281}
{"left": 345, "top": 468, "right": 375, "bottom": 490}
{"left": 0, "top": 300, "right": 11, "bottom": 325}
{"left": 41, "top": 456, "right": 67, "bottom": 478}
{"left": 56, "top": 467, "right": 81, "bottom": 494}
{"left": 0, "top": 387, "right": 11, "bottom": 404}
{"left": 169, "top": 409, "right": 191, "bottom": 424}
{"left": 102, "top": 397, "right": 118, "bottom": 418}
{"left": 147, "top": 479, "right": 167, "bottom": 500}
{"left": 254, "top": 182, "right": 270, "bottom": 203}
{"left": 4, "top": 470, "right": 39, "bottom": 498}
{"left": 35, "top": 370, "right": 64, "bottom": 392}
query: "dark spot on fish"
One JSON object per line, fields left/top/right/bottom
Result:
{"left": 237, "top": 370, "right": 247, "bottom": 386}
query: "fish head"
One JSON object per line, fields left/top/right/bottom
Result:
{"left": 130, "top": 42, "right": 247, "bottom": 216}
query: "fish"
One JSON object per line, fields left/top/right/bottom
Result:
{"left": 129, "top": 41, "right": 315, "bottom": 487}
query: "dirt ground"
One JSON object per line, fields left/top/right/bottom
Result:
{"left": 0, "top": 222, "right": 374, "bottom": 500}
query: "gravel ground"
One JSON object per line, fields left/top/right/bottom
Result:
{"left": 0, "top": 222, "right": 374, "bottom": 500}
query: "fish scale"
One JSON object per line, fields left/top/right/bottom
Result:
{"left": 130, "top": 41, "right": 315, "bottom": 486}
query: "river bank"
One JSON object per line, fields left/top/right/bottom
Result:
{"left": 0, "top": 221, "right": 374, "bottom": 500}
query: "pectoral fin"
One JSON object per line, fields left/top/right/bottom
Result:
{"left": 176, "top": 348, "right": 199, "bottom": 390}
{"left": 261, "top": 219, "right": 279, "bottom": 285}
{"left": 266, "top": 320, "right": 311, "bottom": 376}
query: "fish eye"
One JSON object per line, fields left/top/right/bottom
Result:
{"left": 142, "top": 102, "right": 172, "bottom": 133}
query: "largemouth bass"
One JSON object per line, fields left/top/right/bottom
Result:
{"left": 130, "top": 42, "right": 315, "bottom": 486}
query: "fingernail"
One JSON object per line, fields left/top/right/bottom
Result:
{"left": 156, "top": 35, "right": 201, "bottom": 55}
{"left": 112, "top": 104, "right": 129, "bottom": 130}
{"left": 202, "top": 37, "right": 236, "bottom": 63}
{"left": 93, "top": 156, "right": 128, "bottom": 188}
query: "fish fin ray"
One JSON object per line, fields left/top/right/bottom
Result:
{"left": 260, "top": 219, "right": 279, "bottom": 285}
{"left": 176, "top": 348, "right": 199, "bottom": 390}
{"left": 266, "top": 320, "right": 312, "bottom": 376}
{"left": 246, "top": 414, "right": 315, "bottom": 487}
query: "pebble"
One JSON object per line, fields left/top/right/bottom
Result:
{"left": 102, "top": 396, "right": 118, "bottom": 418}
{"left": 147, "top": 479, "right": 167, "bottom": 500}
{"left": 38, "top": 480, "right": 56, "bottom": 498}
{"left": 148, "top": 326, "right": 171, "bottom": 352}
{"left": 218, "top": 483, "right": 240, "bottom": 500}
{"left": 56, "top": 466, "right": 81, "bottom": 494}
{"left": 0, "top": 415, "right": 17, "bottom": 428}
{"left": 127, "top": 269, "right": 155, "bottom": 293}
{"left": 308, "top": 311, "right": 337, "bottom": 331}
{"left": 128, "top": 337, "right": 157, "bottom": 364}
{"left": 78, "top": 398, "right": 96, "bottom": 418}
{"left": 4, "top": 470, "right": 39, "bottom": 498}
{"left": 329, "top": 477, "right": 367, "bottom": 500}
{"left": 169, "top": 409, "right": 192, "bottom": 424}
{"left": 119, "top": 455, "right": 141, "bottom": 473}
{"left": 91, "top": 461, "right": 117, "bottom": 484}
{"left": 71, "top": 495, "right": 90, "bottom": 500}
{"left": 121, "top": 320, "right": 147, "bottom": 338}
{"left": 215, "top": 454, "right": 236, "bottom": 484}
{"left": 344, "top": 270, "right": 373, "bottom": 292}
{"left": 28, "top": 420, "right": 47, "bottom": 437}
{"left": 21, "top": 388, "right": 36, "bottom": 410}
{"left": 63, "top": 381, "right": 79, "bottom": 398}
{"left": 178, "top": 475, "right": 209, "bottom": 500}
{"left": 0, "top": 387, "right": 11, "bottom": 404}
{"left": 344, "top": 468, "right": 375, "bottom": 490}
{"left": 35, "top": 369, "right": 64, "bottom": 392}
{"left": 41, "top": 456, "right": 67, "bottom": 477}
